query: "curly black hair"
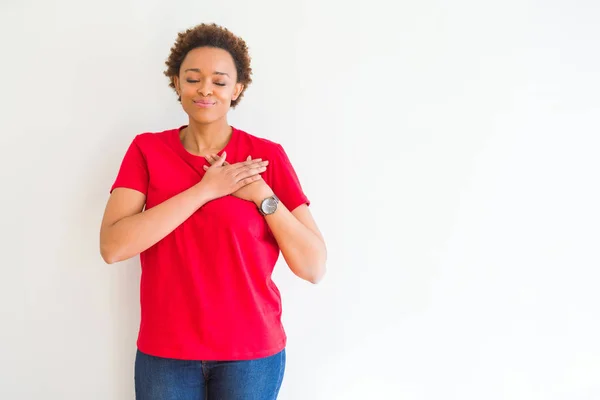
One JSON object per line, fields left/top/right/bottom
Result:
{"left": 164, "top": 23, "right": 253, "bottom": 108}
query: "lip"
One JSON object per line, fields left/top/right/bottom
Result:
{"left": 193, "top": 100, "right": 216, "bottom": 108}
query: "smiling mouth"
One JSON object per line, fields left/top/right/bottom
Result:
{"left": 193, "top": 101, "right": 216, "bottom": 108}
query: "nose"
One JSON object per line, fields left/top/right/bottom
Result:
{"left": 197, "top": 80, "right": 212, "bottom": 97}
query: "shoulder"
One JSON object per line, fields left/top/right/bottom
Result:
{"left": 234, "top": 127, "right": 287, "bottom": 158}
{"left": 129, "top": 127, "right": 180, "bottom": 149}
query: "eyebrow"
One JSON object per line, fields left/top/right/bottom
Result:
{"left": 184, "top": 68, "right": 230, "bottom": 77}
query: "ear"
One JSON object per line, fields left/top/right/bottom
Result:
{"left": 173, "top": 76, "right": 182, "bottom": 101}
{"left": 173, "top": 76, "right": 180, "bottom": 94}
{"left": 232, "top": 83, "right": 245, "bottom": 101}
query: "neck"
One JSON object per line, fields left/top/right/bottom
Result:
{"left": 180, "top": 118, "right": 232, "bottom": 156}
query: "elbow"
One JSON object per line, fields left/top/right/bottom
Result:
{"left": 304, "top": 248, "right": 327, "bottom": 284}
{"left": 100, "top": 241, "right": 121, "bottom": 265}
{"left": 100, "top": 228, "right": 119, "bottom": 264}
{"left": 101, "top": 241, "right": 137, "bottom": 264}
{"left": 102, "top": 256, "right": 118, "bottom": 265}
{"left": 299, "top": 260, "right": 327, "bottom": 284}
{"left": 307, "top": 266, "right": 326, "bottom": 284}
{"left": 289, "top": 259, "right": 326, "bottom": 284}
{"left": 100, "top": 248, "right": 117, "bottom": 264}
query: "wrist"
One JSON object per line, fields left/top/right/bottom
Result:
{"left": 193, "top": 182, "right": 215, "bottom": 205}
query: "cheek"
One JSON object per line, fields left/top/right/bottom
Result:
{"left": 214, "top": 88, "right": 237, "bottom": 104}
{"left": 217, "top": 87, "right": 235, "bottom": 98}
{"left": 181, "top": 84, "right": 196, "bottom": 94}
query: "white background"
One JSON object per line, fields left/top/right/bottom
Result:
{"left": 1, "top": 0, "right": 599, "bottom": 399}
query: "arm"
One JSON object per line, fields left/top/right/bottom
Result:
{"left": 100, "top": 154, "right": 268, "bottom": 264}
{"left": 99, "top": 185, "right": 211, "bottom": 264}
{"left": 204, "top": 151, "right": 327, "bottom": 283}
{"left": 254, "top": 188, "right": 327, "bottom": 284}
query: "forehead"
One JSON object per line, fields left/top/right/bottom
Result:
{"left": 181, "top": 47, "right": 236, "bottom": 74}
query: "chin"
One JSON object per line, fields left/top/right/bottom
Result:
{"left": 191, "top": 114, "right": 220, "bottom": 124}
{"left": 185, "top": 108, "right": 227, "bottom": 125}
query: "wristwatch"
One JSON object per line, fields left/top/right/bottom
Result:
{"left": 258, "top": 194, "right": 279, "bottom": 216}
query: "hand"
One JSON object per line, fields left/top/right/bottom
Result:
{"left": 205, "top": 154, "right": 274, "bottom": 204}
{"left": 199, "top": 152, "right": 269, "bottom": 201}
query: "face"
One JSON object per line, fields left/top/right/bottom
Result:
{"left": 173, "top": 47, "right": 244, "bottom": 124}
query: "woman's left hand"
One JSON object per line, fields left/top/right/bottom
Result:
{"left": 204, "top": 154, "right": 274, "bottom": 204}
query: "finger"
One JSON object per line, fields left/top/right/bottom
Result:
{"left": 229, "top": 158, "right": 264, "bottom": 172}
{"left": 247, "top": 155, "right": 251, "bottom": 161}
{"left": 209, "top": 153, "right": 231, "bottom": 166}
{"left": 232, "top": 162, "right": 268, "bottom": 177}
{"left": 204, "top": 154, "right": 216, "bottom": 165}
{"left": 213, "top": 151, "right": 227, "bottom": 167}
{"left": 242, "top": 158, "right": 267, "bottom": 168}
{"left": 203, "top": 165, "right": 208, "bottom": 171}
{"left": 238, "top": 158, "right": 262, "bottom": 167}
{"left": 234, "top": 165, "right": 267, "bottom": 179}
{"left": 241, "top": 160, "right": 268, "bottom": 171}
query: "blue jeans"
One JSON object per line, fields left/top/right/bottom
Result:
{"left": 134, "top": 349, "right": 286, "bottom": 400}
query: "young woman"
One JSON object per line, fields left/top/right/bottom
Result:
{"left": 99, "top": 23, "right": 327, "bottom": 399}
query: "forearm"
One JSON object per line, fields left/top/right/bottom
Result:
{"left": 260, "top": 201, "right": 327, "bottom": 283}
{"left": 101, "top": 184, "right": 211, "bottom": 263}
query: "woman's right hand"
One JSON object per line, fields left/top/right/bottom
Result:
{"left": 199, "top": 151, "right": 269, "bottom": 200}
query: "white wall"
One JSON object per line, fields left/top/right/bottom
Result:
{"left": 1, "top": 0, "right": 599, "bottom": 398}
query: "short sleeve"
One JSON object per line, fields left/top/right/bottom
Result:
{"left": 110, "top": 136, "right": 149, "bottom": 195}
{"left": 270, "top": 144, "right": 310, "bottom": 211}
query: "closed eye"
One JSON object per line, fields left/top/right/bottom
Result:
{"left": 186, "top": 79, "right": 226, "bottom": 87}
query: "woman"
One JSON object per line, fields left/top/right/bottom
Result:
{"left": 100, "top": 23, "right": 327, "bottom": 400}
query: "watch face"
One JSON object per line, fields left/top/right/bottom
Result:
{"left": 262, "top": 197, "right": 278, "bottom": 215}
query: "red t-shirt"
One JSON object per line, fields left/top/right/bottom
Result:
{"left": 110, "top": 126, "right": 309, "bottom": 360}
